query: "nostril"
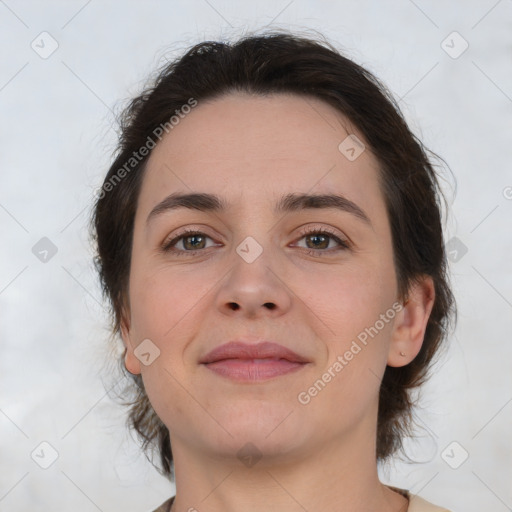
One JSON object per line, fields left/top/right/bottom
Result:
{"left": 228, "top": 303, "right": 240, "bottom": 310}
{"left": 264, "top": 303, "right": 276, "bottom": 310}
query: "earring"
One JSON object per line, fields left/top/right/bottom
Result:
{"left": 399, "top": 351, "right": 406, "bottom": 357}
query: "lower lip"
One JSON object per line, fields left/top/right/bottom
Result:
{"left": 203, "top": 359, "right": 307, "bottom": 382}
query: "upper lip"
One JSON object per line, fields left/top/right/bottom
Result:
{"left": 200, "top": 341, "right": 309, "bottom": 364}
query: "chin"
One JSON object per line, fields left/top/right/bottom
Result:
{"left": 210, "top": 408, "right": 308, "bottom": 456}
{"left": 204, "top": 428, "right": 308, "bottom": 468}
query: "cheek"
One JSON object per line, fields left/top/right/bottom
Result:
{"left": 303, "top": 259, "right": 392, "bottom": 330}
{"left": 127, "top": 267, "right": 207, "bottom": 414}
{"left": 127, "top": 264, "right": 220, "bottom": 388}
{"left": 293, "top": 266, "right": 395, "bottom": 417}
{"left": 300, "top": 260, "right": 397, "bottom": 391}
{"left": 129, "top": 265, "right": 205, "bottom": 336}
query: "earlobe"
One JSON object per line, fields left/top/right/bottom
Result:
{"left": 120, "top": 311, "right": 142, "bottom": 376}
{"left": 387, "top": 276, "right": 435, "bottom": 368}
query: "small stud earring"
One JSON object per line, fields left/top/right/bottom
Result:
{"left": 399, "top": 351, "right": 406, "bottom": 357}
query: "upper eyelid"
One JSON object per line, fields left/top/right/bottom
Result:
{"left": 165, "top": 224, "right": 345, "bottom": 241}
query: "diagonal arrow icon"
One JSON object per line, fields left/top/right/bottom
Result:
{"left": 30, "top": 441, "right": 59, "bottom": 469}
{"left": 338, "top": 134, "right": 365, "bottom": 161}
{"left": 134, "top": 339, "right": 161, "bottom": 366}
{"left": 236, "top": 236, "right": 263, "bottom": 263}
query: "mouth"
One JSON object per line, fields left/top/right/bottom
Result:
{"left": 200, "top": 341, "right": 310, "bottom": 382}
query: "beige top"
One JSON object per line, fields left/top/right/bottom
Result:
{"left": 151, "top": 485, "right": 452, "bottom": 511}
{"left": 388, "top": 485, "right": 452, "bottom": 511}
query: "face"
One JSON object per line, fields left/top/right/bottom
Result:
{"left": 121, "top": 92, "right": 419, "bottom": 465}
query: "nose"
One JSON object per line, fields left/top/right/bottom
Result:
{"left": 214, "top": 244, "right": 292, "bottom": 319}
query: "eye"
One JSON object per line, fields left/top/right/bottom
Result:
{"left": 161, "top": 229, "right": 218, "bottom": 256}
{"left": 160, "top": 225, "right": 350, "bottom": 258}
{"left": 292, "top": 226, "right": 350, "bottom": 257}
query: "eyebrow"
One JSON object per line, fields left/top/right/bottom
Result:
{"left": 146, "top": 192, "right": 372, "bottom": 226}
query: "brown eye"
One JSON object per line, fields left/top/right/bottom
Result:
{"left": 180, "top": 233, "right": 207, "bottom": 250}
{"left": 162, "top": 230, "right": 216, "bottom": 255}
{"left": 304, "top": 233, "right": 330, "bottom": 250}
{"left": 293, "top": 227, "right": 350, "bottom": 258}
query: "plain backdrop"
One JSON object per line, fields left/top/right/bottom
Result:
{"left": 1, "top": 1, "right": 511, "bottom": 511}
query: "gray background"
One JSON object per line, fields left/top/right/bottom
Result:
{"left": 1, "top": 1, "right": 511, "bottom": 511}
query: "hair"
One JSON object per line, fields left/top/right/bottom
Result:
{"left": 90, "top": 29, "right": 456, "bottom": 480}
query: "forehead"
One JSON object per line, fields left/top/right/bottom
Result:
{"left": 138, "top": 92, "right": 384, "bottom": 220}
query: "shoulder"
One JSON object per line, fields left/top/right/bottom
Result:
{"left": 387, "top": 485, "right": 451, "bottom": 512}
{"left": 408, "top": 493, "right": 452, "bottom": 512}
{"left": 149, "top": 495, "right": 175, "bottom": 512}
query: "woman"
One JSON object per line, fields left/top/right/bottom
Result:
{"left": 91, "top": 30, "right": 456, "bottom": 512}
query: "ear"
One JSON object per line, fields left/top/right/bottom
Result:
{"left": 120, "top": 307, "right": 141, "bottom": 375}
{"left": 387, "top": 275, "right": 435, "bottom": 367}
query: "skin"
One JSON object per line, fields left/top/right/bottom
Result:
{"left": 120, "top": 92, "right": 435, "bottom": 512}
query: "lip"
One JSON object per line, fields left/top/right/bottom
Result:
{"left": 200, "top": 341, "right": 310, "bottom": 382}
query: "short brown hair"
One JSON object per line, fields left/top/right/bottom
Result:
{"left": 91, "top": 30, "right": 456, "bottom": 479}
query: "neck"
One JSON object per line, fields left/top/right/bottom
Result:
{"left": 168, "top": 426, "right": 408, "bottom": 512}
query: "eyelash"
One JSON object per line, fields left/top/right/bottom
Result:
{"left": 161, "top": 226, "right": 350, "bottom": 258}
